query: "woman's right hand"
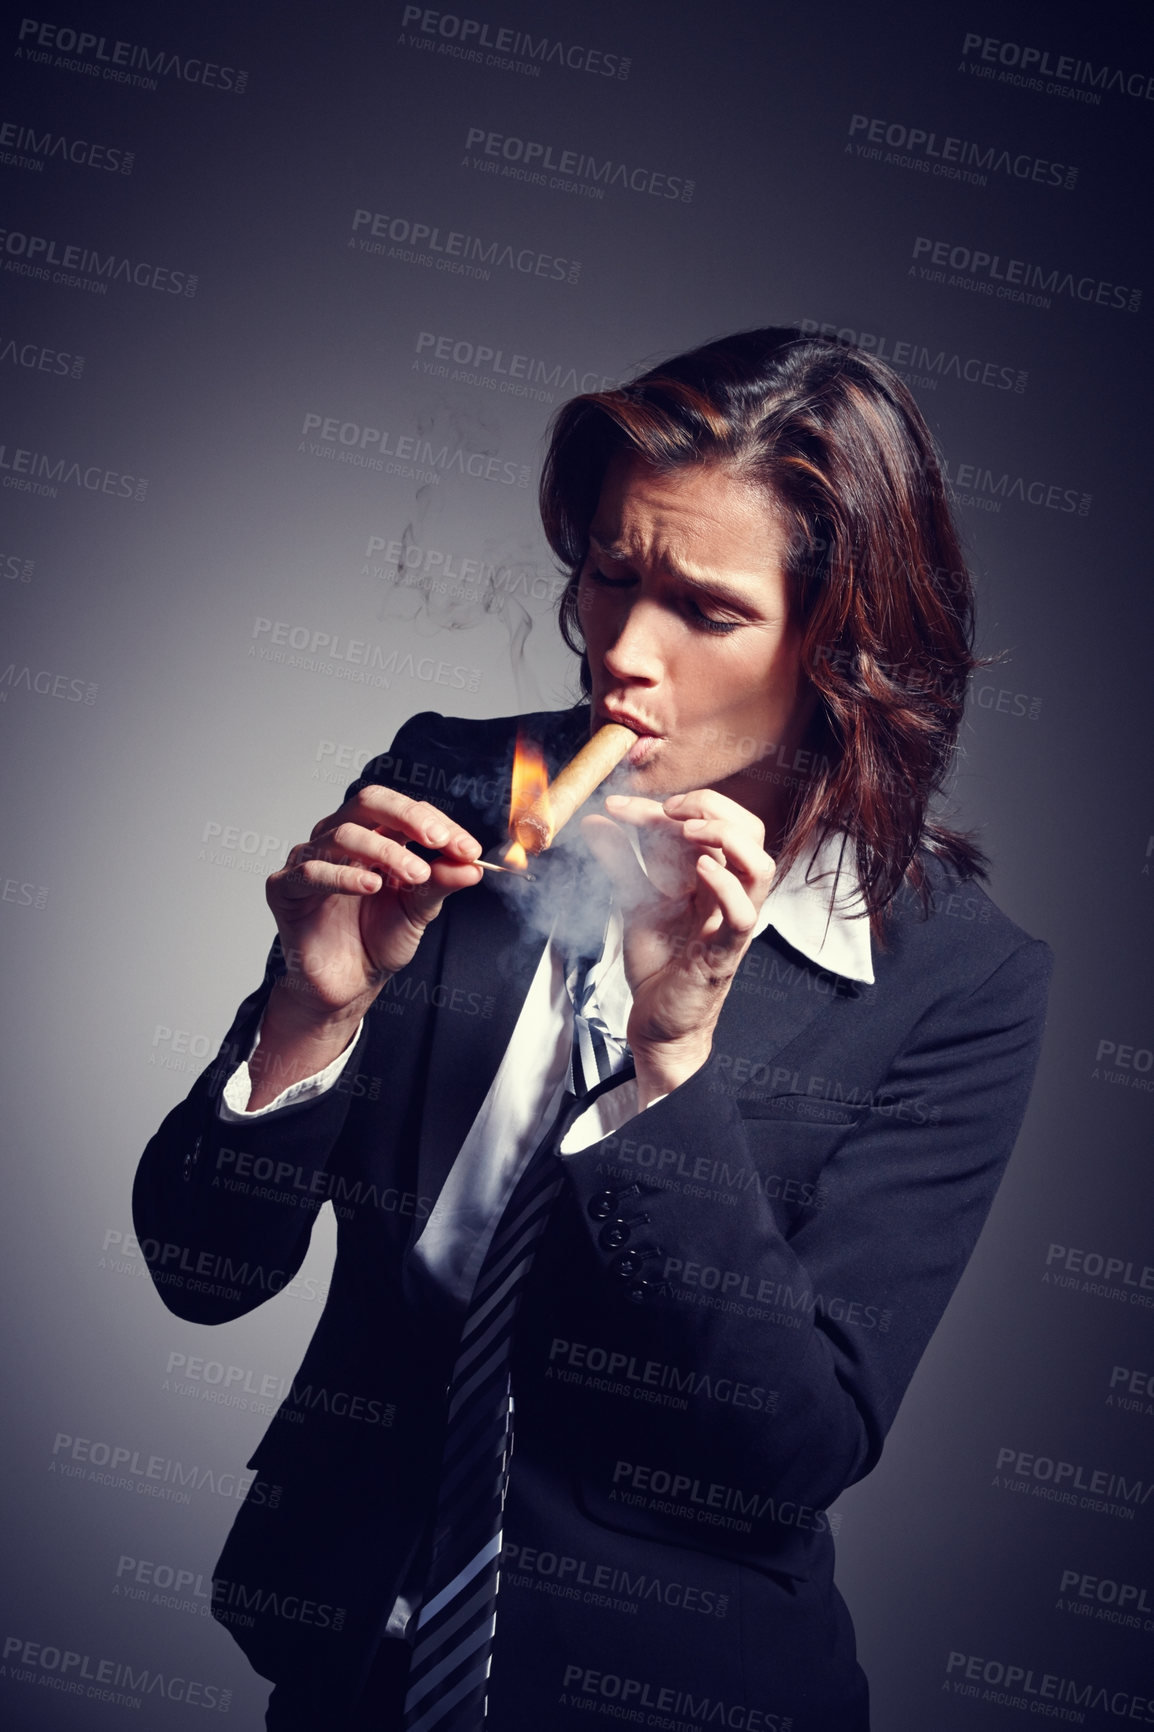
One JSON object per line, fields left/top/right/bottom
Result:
{"left": 264, "top": 786, "right": 483, "bottom": 1027}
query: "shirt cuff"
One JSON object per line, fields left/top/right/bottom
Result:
{"left": 218, "top": 1017, "right": 364, "bottom": 1120}
{"left": 559, "top": 1076, "right": 669, "bottom": 1155}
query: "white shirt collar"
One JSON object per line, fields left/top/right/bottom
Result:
{"left": 754, "top": 830, "right": 874, "bottom": 985}
{"left": 619, "top": 824, "right": 873, "bottom": 987}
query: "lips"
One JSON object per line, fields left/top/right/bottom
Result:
{"left": 599, "top": 707, "right": 660, "bottom": 739}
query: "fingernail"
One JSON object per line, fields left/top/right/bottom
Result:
{"left": 428, "top": 824, "right": 450, "bottom": 845}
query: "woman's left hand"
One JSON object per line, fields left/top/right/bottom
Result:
{"left": 581, "top": 790, "right": 776, "bottom": 1107}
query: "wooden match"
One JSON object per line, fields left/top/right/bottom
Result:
{"left": 512, "top": 723, "right": 636, "bottom": 854}
{"left": 477, "top": 858, "right": 535, "bottom": 881}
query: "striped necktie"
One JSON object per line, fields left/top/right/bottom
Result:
{"left": 401, "top": 930, "right": 631, "bottom": 1730}
{"left": 564, "top": 943, "right": 632, "bottom": 1095}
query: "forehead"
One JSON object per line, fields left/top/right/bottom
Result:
{"left": 590, "top": 454, "right": 786, "bottom": 576}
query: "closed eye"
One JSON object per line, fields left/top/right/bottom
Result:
{"left": 583, "top": 565, "right": 742, "bottom": 636}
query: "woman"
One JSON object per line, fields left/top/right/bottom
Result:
{"left": 133, "top": 327, "right": 1052, "bottom": 1729}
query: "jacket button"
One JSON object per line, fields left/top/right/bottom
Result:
{"left": 588, "top": 1190, "right": 617, "bottom": 1221}
{"left": 600, "top": 1220, "right": 631, "bottom": 1251}
{"left": 624, "top": 1279, "right": 650, "bottom": 1304}
{"left": 612, "top": 1251, "right": 642, "bottom": 1279}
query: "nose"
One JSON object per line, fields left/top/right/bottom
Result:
{"left": 599, "top": 595, "right": 665, "bottom": 687}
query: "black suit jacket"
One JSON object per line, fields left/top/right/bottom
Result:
{"left": 133, "top": 705, "right": 1053, "bottom": 1729}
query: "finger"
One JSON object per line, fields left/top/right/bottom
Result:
{"left": 602, "top": 793, "right": 677, "bottom": 833}
{"left": 270, "top": 857, "right": 390, "bottom": 902}
{"left": 315, "top": 788, "right": 482, "bottom": 860}
{"left": 694, "top": 855, "right": 760, "bottom": 939}
{"left": 678, "top": 819, "right": 775, "bottom": 895}
{"left": 580, "top": 815, "right": 661, "bottom": 911}
{"left": 396, "top": 858, "right": 485, "bottom": 925}
{"left": 662, "top": 789, "right": 766, "bottom": 847}
{"left": 290, "top": 828, "right": 433, "bottom": 888}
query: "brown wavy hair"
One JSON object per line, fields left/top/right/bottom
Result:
{"left": 539, "top": 326, "right": 987, "bottom": 940}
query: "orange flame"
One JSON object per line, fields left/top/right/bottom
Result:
{"left": 506, "top": 733, "right": 549, "bottom": 868}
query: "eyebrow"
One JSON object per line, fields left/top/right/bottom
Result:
{"left": 588, "top": 532, "right": 760, "bottom": 613}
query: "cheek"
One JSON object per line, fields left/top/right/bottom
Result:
{"left": 576, "top": 581, "right": 620, "bottom": 644}
{"left": 698, "top": 642, "right": 797, "bottom": 726}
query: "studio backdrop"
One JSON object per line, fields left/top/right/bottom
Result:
{"left": 1, "top": 1, "right": 1152, "bottom": 1727}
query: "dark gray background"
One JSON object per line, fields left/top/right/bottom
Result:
{"left": 2, "top": 1, "right": 1152, "bottom": 1725}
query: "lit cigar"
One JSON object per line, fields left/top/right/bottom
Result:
{"left": 513, "top": 723, "right": 636, "bottom": 854}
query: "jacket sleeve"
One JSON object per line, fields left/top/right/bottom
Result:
{"left": 130, "top": 711, "right": 463, "bottom": 1327}
{"left": 131, "top": 945, "right": 372, "bottom": 1325}
{"left": 558, "top": 935, "right": 1053, "bottom": 1538}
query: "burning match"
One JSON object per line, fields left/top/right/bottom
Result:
{"left": 510, "top": 723, "right": 636, "bottom": 856}
{"left": 477, "top": 858, "right": 535, "bottom": 881}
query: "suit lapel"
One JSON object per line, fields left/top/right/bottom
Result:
{"left": 412, "top": 707, "right": 589, "bottom": 1209}
{"left": 713, "top": 928, "right": 866, "bottom": 1098}
{"left": 412, "top": 877, "right": 549, "bottom": 1209}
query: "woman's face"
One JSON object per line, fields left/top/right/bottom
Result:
{"left": 577, "top": 453, "right": 816, "bottom": 832}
